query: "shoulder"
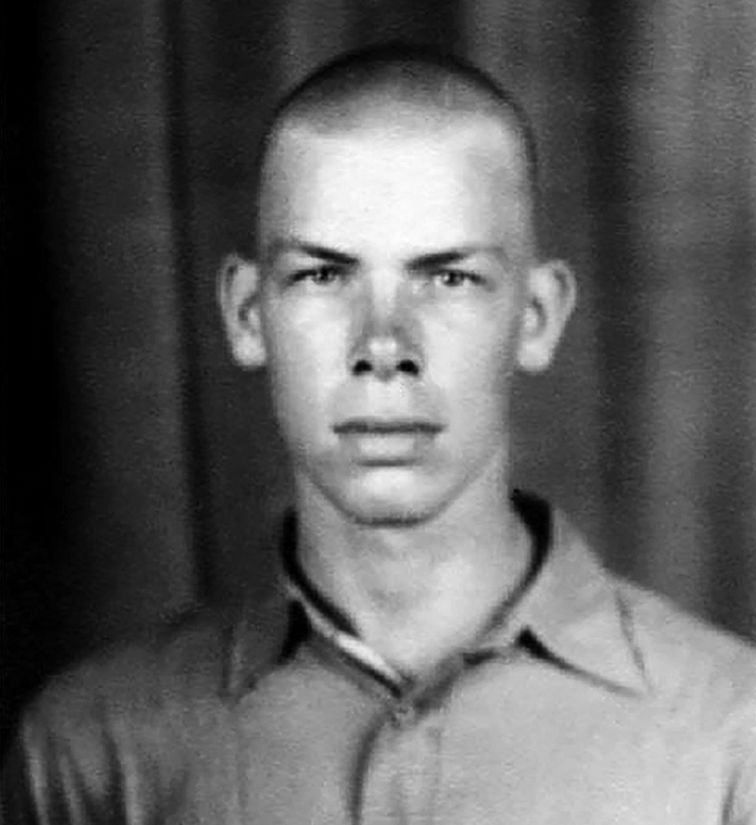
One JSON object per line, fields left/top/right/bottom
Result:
{"left": 615, "top": 575, "right": 756, "bottom": 718}
{"left": 16, "top": 592, "right": 290, "bottom": 751}
{"left": 2, "top": 599, "right": 288, "bottom": 820}
{"left": 28, "top": 604, "right": 234, "bottom": 724}
{"left": 607, "top": 575, "right": 756, "bottom": 821}
{"left": 1, "top": 605, "right": 234, "bottom": 820}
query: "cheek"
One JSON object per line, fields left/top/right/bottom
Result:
{"left": 264, "top": 312, "right": 345, "bottom": 420}
{"left": 454, "top": 357, "right": 512, "bottom": 419}
{"left": 427, "top": 310, "right": 517, "bottom": 395}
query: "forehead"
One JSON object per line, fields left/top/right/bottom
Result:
{"left": 258, "top": 113, "right": 533, "bottom": 256}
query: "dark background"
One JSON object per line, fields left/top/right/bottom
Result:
{"left": 3, "top": 0, "right": 755, "bottom": 743}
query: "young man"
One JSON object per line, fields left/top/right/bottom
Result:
{"left": 3, "top": 45, "right": 755, "bottom": 824}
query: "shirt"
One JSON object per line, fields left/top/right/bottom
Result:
{"left": 3, "top": 492, "right": 756, "bottom": 824}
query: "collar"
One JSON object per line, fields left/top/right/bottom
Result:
{"left": 283, "top": 536, "right": 411, "bottom": 692}
{"left": 478, "top": 492, "right": 649, "bottom": 695}
{"left": 224, "top": 492, "right": 649, "bottom": 699}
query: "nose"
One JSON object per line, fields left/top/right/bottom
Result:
{"left": 348, "top": 282, "right": 423, "bottom": 380}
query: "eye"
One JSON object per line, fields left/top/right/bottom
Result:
{"left": 432, "top": 269, "right": 480, "bottom": 288}
{"left": 292, "top": 265, "right": 344, "bottom": 286}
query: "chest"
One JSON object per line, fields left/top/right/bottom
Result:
{"left": 161, "top": 657, "right": 731, "bottom": 825}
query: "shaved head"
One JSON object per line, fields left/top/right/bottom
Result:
{"left": 255, "top": 44, "right": 541, "bottom": 241}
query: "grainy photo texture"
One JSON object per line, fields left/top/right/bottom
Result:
{"left": 2, "top": 2, "right": 755, "bottom": 823}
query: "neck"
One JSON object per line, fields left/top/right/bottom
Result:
{"left": 294, "top": 455, "right": 531, "bottom": 677}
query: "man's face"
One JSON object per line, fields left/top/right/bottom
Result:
{"left": 243, "top": 114, "right": 560, "bottom": 525}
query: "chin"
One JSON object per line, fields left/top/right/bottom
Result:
{"left": 342, "top": 504, "right": 431, "bottom": 528}
{"left": 329, "top": 472, "right": 449, "bottom": 527}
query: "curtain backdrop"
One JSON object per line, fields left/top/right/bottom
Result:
{"left": 3, "top": 0, "right": 755, "bottom": 739}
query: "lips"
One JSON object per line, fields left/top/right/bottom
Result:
{"left": 333, "top": 418, "right": 443, "bottom": 435}
{"left": 333, "top": 418, "right": 443, "bottom": 464}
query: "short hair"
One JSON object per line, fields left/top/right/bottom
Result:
{"left": 255, "top": 43, "right": 540, "bottom": 209}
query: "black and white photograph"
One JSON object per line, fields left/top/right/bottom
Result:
{"left": 2, "top": 1, "right": 755, "bottom": 822}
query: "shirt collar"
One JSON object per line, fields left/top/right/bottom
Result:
{"left": 284, "top": 542, "right": 410, "bottom": 692}
{"left": 480, "top": 492, "right": 649, "bottom": 695}
{"left": 225, "top": 492, "right": 649, "bottom": 698}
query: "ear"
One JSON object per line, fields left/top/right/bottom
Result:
{"left": 217, "top": 253, "right": 267, "bottom": 369}
{"left": 516, "top": 260, "right": 576, "bottom": 373}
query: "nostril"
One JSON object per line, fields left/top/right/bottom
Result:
{"left": 350, "top": 355, "right": 420, "bottom": 377}
{"left": 398, "top": 359, "right": 419, "bottom": 375}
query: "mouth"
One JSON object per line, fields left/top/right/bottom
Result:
{"left": 333, "top": 418, "right": 443, "bottom": 435}
{"left": 333, "top": 418, "right": 443, "bottom": 464}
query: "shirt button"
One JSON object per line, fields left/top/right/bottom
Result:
{"left": 392, "top": 702, "right": 416, "bottom": 727}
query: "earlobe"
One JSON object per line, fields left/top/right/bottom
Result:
{"left": 217, "top": 253, "right": 267, "bottom": 369}
{"left": 516, "top": 260, "right": 576, "bottom": 373}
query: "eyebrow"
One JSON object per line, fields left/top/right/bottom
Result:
{"left": 408, "top": 247, "right": 511, "bottom": 269}
{"left": 264, "top": 238, "right": 511, "bottom": 268}
{"left": 264, "top": 239, "right": 358, "bottom": 266}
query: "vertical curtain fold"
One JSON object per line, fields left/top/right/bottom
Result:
{"left": 5, "top": 0, "right": 755, "bottom": 742}
{"left": 38, "top": 0, "right": 197, "bottom": 646}
{"left": 623, "top": 0, "right": 756, "bottom": 628}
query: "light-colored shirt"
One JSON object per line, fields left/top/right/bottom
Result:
{"left": 3, "top": 492, "right": 756, "bottom": 823}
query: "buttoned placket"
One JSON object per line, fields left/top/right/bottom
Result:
{"left": 279, "top": 510, "right": 544, "bottom": 824}
{"left": 357, "top": 694, "right": 444, "bottom": 825}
